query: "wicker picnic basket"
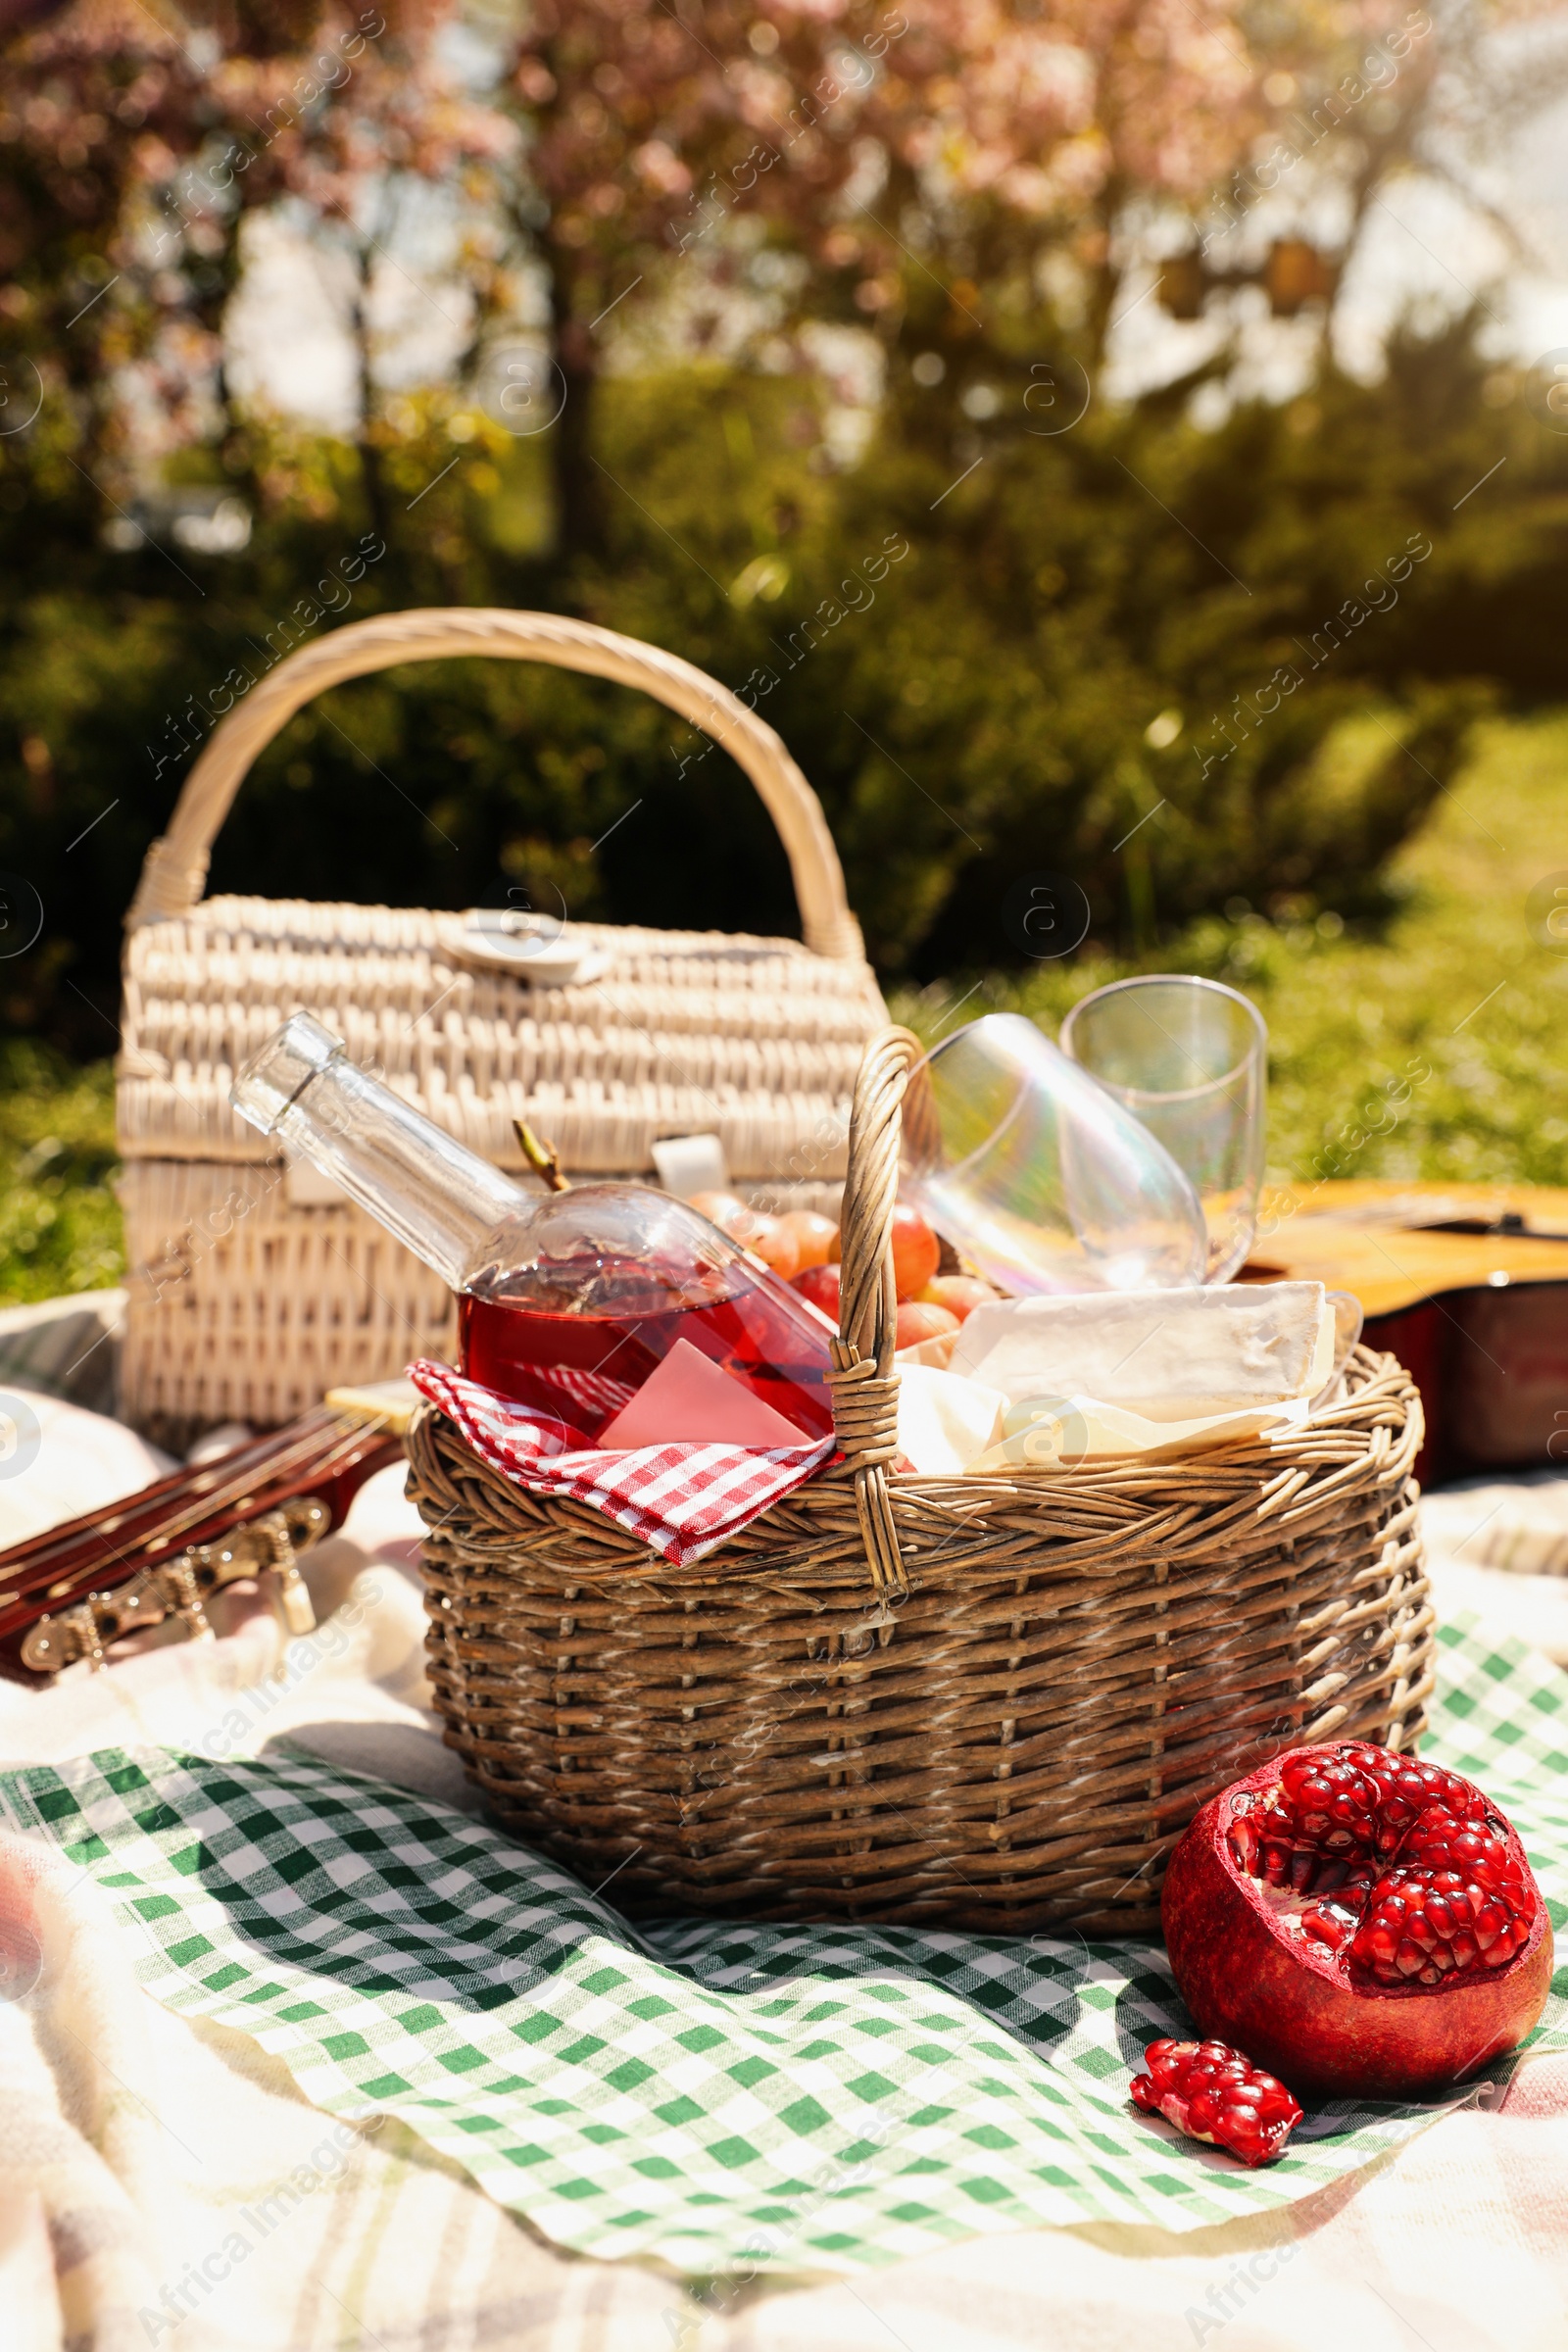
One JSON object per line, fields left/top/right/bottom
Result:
{"left": 116, "top": 609, "right": 887, "bottom": 1444}
{"left": 408, "top": 1026, "right": 1435, "bottom": 1936}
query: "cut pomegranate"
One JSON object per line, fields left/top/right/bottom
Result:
{"left": 1162, "top": 1740, "right": 1551, "bottom": 2098}
{"left": 1130, "top": 2036, "right": 1302, "bottom": 2167}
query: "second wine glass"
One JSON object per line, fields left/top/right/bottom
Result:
{"left": 1060, "top": 976, "right": 1266, "bottom": 1284}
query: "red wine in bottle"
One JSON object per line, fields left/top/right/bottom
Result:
{"left": 459, "top": 1258, "right": 832, "bottom": 1442}
{"left": 232, "top": 1015, "right": 834, "bottom": 1444}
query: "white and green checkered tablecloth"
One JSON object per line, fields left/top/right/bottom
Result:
{"left": 3, "top": 1616, "right": 1564, "bottom": 2280}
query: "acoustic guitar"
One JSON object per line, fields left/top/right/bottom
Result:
{"left": 1242, "top": 1179, "right": 1568, "bottom": 1485}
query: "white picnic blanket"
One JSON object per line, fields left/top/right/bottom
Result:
{"left": 1, "top": 1391, "right": 1566, "bottom": 2349}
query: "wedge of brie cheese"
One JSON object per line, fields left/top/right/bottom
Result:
{"left": 949, "top": 1283, "right": 1332, "bottom": 1421}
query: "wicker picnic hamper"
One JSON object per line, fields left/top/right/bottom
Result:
{"left": 116, "top": 609, "right": 887, "bottom": 1443}
{"left": 408, "top": 1026, "right": 1436, "bottom": 1936}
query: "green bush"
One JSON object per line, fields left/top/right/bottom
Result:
{"left": 2, "top": 313, "right": 1566, "bottom": 1047}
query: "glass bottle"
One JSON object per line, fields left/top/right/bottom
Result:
{"left": 231, "top": 1013, "right": 833, "bottom": 1441}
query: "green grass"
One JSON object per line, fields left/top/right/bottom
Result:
{"left": 894, "top": 710, "right": 1568, "bottom": 1197}
{"left": 0, "top": 1038, "right": 122, "bottom": 1302}
{"left": 3, "top": 710, "right": 1565, "bottom": 1305}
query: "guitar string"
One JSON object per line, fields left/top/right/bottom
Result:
{"left": 0, "top": 1411, "right": 396, "bottom": 1630}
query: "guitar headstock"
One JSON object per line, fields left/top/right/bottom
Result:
{"left": 0, "top": 1401, "right": 406, "bottom": 1685}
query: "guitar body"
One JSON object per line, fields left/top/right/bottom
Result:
{"left": 1244, "top": 1180, "right": 1568, "bottom": 1485}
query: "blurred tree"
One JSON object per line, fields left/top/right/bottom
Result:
{"left": 480, "top": 0, "right": 1289, "bottom": 549}
{"left": 483, "top": 0, "right": 908, "bottom": 556}
{"left": 483, "top": 0, "right": 1568, "bottom": 556}
{"left": 850, "top": 0, "right": 1271, "bottom": 359}
{"left": 0, "top": 0, "right": 213, "bottom": 491}
{"left": 205, "top": 0, "right": 517, "bottom": 540}
{"left": 0, "top": 0, "right": 509, "bottom": 529}
{"left": 1160, "top": 0, "right": 1568, "bottom": 348}
{"left": 11, "top": 0, "right": 1556, "bottom": 554}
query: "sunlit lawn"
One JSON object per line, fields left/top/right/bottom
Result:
{"left": 895, "top": 710, "right": 1568, "bottom": 1197}
{"left": 2, "top": 711, "right": 1565, "bottom": 1303}
{"left": 0, "top": 1039, "right": 122, "bottom": 1303}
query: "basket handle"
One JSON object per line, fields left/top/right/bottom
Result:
{"left": 828, "top": 1024, "right": 928, "bottom": 1602}
{"left": 124, "top": 607, "right": 865, "bottom": 960}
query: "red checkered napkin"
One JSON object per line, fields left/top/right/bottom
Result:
{"left": 408, "top": 1361, "right": 836, "bottom": 1567}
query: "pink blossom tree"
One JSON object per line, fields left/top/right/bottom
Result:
{"left": 493, "top": 1, "right": 915, "bottom": 552}
{"left": 0, "top": 0, "right": 506, "bottom": 517}
{"left": 0, "top": 0, "right": 216, "bottom": 478}
{"left": 203, "top": 1, "right": 517, "bottom": 533}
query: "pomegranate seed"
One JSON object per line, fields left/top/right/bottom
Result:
{"left": 1348, "top": 1862, "right": 1532, "bottom": 1987}
{"left": 1403, "top": 1814, "right": 1523, "bottom": 1899}
{"left": 1229, "top": 1742, "right": 1536, "bottom": 1989}
{"left": 1301, "top": 1895, "right": 1359, "bottom": 1949}
{"left": 1337, "top": 1747, "right": 1487, "bottom": 1857}
{"left": 1130, "top": 2037, "right": 1302, "bottom": 2168}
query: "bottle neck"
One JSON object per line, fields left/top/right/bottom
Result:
{"left": 233, "top": 1018, "right": 528, "bottom": 1291}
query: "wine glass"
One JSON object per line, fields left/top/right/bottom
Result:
{"left": 1059, "top": 976, "right": 1266, "bottom": 1285}
{"left": 900, "top": 1014, "right": 1207, "bottom": 1295}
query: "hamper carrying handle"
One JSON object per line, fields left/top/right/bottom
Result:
{"left": 828, "top": 1024, "right": 930, "bottom": 1604}
{"left": 124, "top": 607, "right": 865, "bottom": 960}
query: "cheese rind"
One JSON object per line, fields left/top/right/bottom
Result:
{"left": 949, "top": 1283, "right": 1329, "bottom": 1419}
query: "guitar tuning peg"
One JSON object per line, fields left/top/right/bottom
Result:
{"left": 166, "top": 1559, "right": 214, "bottom": 1642}
{"left": 269, "top": 1557, "right": 317, "bottom": 1638}
{"left": 64, "top": 1603, "right": 108, "bottom": 1673}
{"left": 255, "top": 1510, "right": 317, "bottom": 1637}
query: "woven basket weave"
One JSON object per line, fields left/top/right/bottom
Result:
{"left": 116, "top": 609, "right": 887, "bottom": 1442}
{"left": 408, "top": 1027, "right": 1435, "bottom": 1936}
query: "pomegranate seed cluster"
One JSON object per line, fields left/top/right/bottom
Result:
{"left": 1130, "top": 2037, "right": 1302, "bottom": 2167}
{"left": 1226, "top": 1743, "right": 1533, "bottom": 1988}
